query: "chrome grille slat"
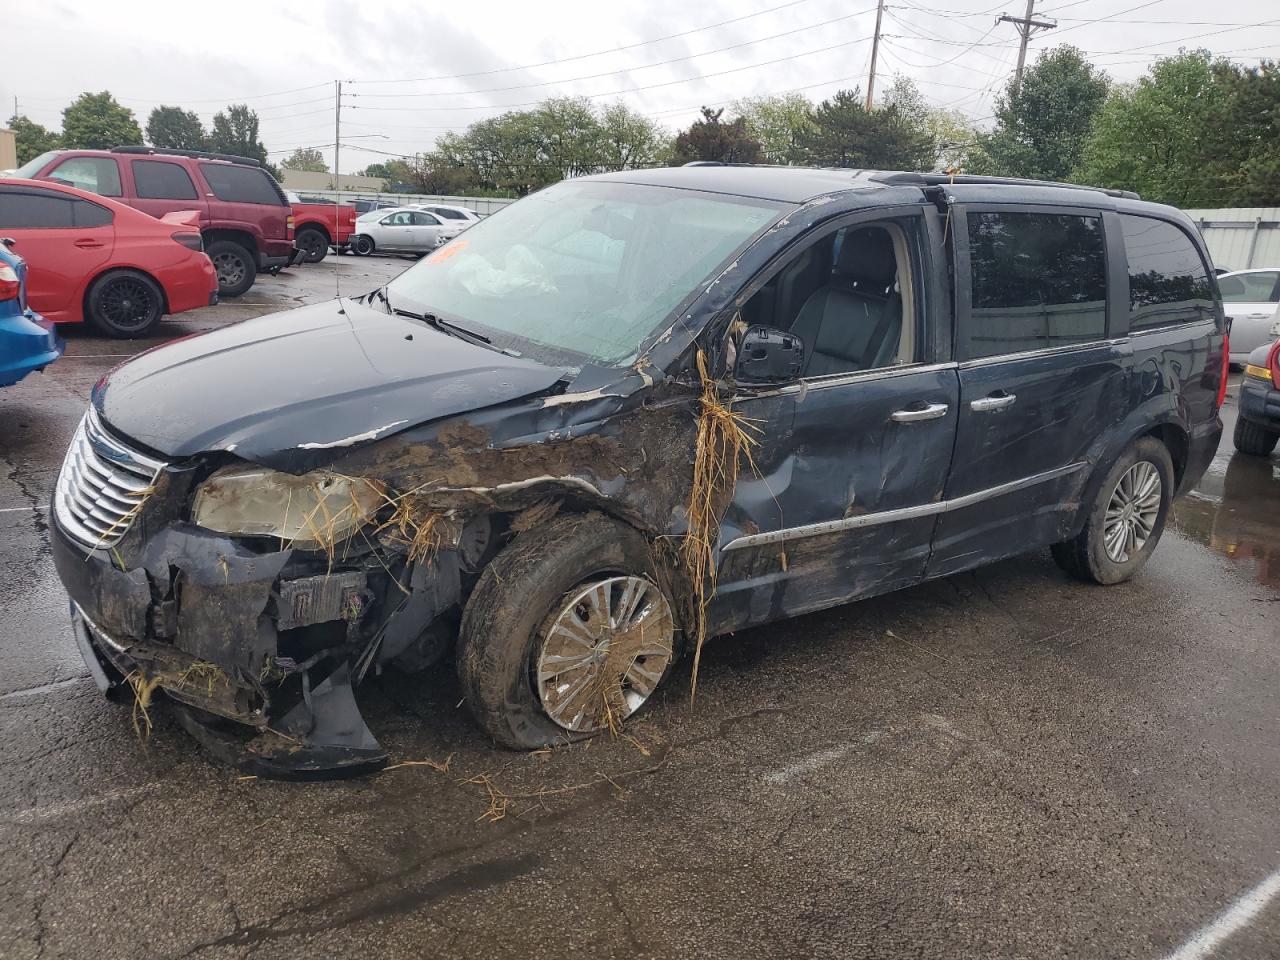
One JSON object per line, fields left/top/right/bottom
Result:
{"left": 53, "top": 409, "right": 166, "bottom": 550}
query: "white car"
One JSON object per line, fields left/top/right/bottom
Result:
{"left": 349, "top": 207, "right": 466, "bottom": 256}
{"left": 411, "top": 203, "right": 481, "bottom": 227}
{"left": 1218, "top": 268, "right": 1280, "bottom": 364}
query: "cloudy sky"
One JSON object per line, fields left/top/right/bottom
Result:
{"left": 6, "top": 0, "right": 1278, "bottom": 169}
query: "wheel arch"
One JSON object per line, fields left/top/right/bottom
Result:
{"left": 295, "top": 221, "right": 333, "bottom": 245}
{"left": 202, "top": 228, "right": 258, "bottom": 255}
{"left": 81, "top": 265, "right": 170, "bottom": 324}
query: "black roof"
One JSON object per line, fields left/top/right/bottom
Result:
{"left": 583, "top": 164, "right": 1140, "bottom": 205}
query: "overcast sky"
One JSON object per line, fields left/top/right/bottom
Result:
{"left": 6, "top": 0, "right": 1278, "bottom": 169}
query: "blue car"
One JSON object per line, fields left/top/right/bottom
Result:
{"left": 0, "top": 239, "right": 62, "bottom": 387}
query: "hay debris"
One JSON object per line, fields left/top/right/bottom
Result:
{"left": 680, "top": 350, "right": 760, "bottom": 703}
{"left": 175, "top": 660, "right": 230, "bottom": 698}
{"left": 382, "top": 754, "right": 455, "bottom": 774}
{"left": 464, "top": 774, "right": 513, "bottom": 823}
{"left": 125, "top": 670, "right": 163, "bottom": 744}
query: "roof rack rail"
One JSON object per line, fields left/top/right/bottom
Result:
{"left": 868, "top": 171, "right": 1140, "bottom": 201}
{"left": 110, "top": 146, "right": 262, "bottom": 168}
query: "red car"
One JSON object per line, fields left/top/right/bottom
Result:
{"left": 0, "top": 178, "right": 217, "bottom": 338}
{"left": 289, "top": 194, "right": 358, "bottom": 262}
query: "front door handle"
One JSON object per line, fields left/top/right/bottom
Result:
{"left": 890, "top": 402, "right": 949, "bottom": 423}
{"left": 1246, "top": 312, "right": 1271, "bottom": 319}
{"left": 970, "top": 392, "right": 1017, "bottom": 412}
{"left": 73, "top": 238, "right": 104, "bottom": 249}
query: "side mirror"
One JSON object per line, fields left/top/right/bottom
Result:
{"left": 734, "top": 325, "right": 805, "bottom": 384}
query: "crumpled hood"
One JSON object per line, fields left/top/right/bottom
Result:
{"left": 94, "top": 298, "right": 567, "bottom": 471}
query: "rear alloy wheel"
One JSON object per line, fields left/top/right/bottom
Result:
{"left": 86, "top": 270, "right": 164, "bottom": 338}
{"left": 206, "top": 240, "right": 255, "bottom": 297}
{"left": 352, "top": 235, "right": 375, "bottom": 257}
{"left": 1051, "top": 436, "right": 1174, "bottom": 585}
{"left": 1232, "top": 416, "right": 1279, "bottom": 456}
{"left": 295, "top": 228, "right": 329, "bottom": 264}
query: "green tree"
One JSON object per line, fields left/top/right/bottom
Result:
{"left": 1075, "top": 51, "right": 1232, "bottom": 206}
{"left": 672, "top": 107, "right": 764, "bottom": 165}
{"left": 1208, "top": 60, "right": 1280, "bottom": 205}
{"left": 6, "top": 115, "right": 61, "bottom": 164}
{"left": 972, "top": 46, "right": 1109, "bottom": 182}
{"left": 208, "top": 104, "right": 269, "bottom": 164}
{"left": 597, "top": 101, "right": 669, "bottom": 170}
{"left": 61, "top": 91, "right": 142, "bottom": 150}
{"left": 926, "top": 108, "right": 980, "bottom": 173}
{"left": 145, "top": 106, "right": 206, "bottom": 150}
{"left": 800, "top": 88, "right": 935, "bottom": 170}
{"left": 730, "top": 94, "right": 815, "bottom": 165}
{"left": 282, "top": 147, "right": 329, "bottom": 172}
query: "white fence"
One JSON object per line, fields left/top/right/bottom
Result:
{"left": 302, "top": 190, "right": 517, "bottom": 217}
{"left": 1185, "top": 208, "right": 1280, "bottom": 272}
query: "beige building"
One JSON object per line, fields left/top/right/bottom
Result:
{"left": 0, "top": 128, "right": 17, "bottom": 171}
{"left": 280, "top": 168, "right": 386, "bottom": 192}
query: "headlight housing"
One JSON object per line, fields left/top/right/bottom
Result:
{"left": 192, "top": 466, "right": 384, "bottom": 550}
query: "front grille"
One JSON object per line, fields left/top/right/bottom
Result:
{"left": 54, "top": 409, "right": 166, "bottom": 550}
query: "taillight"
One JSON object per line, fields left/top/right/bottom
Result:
{"left": 286, "top": 214, "right": 295, "bottom": 239}
{"left": 0, "top": 264, "right": 19, "bottom": 302}
{"left": 171, "top": 232, "right": 203, "bottom": 252}
{"left": 1215, "top": 331, "right": 1230, "bottom": 409}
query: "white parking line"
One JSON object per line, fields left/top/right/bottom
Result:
{"left": 0, "top": 504, "right": 48, "bottom": 514}
{"left": 1164, "top": 866, "right": 1280, "bottom": 960}
{"left": 763, "top": 732, "right": 883, "bottom": 785}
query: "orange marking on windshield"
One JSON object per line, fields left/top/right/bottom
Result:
{"left": 428, "top": 239, "right": 469, "bottom": 264}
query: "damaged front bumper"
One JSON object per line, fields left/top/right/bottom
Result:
{"left": 51, "top": 506, "right": 391, "bottom": 780}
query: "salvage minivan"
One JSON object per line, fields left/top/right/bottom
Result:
{"left": 51, "top": 166, "right": 1227, "bottom": 777}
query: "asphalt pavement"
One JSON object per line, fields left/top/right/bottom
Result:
{"left": 1, "top": 255, "right": 1277, "bottom": 960}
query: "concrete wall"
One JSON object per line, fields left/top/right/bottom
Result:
{"left": 0, "top": 129, "right": 17, "bottom": 171}
{"left": 280, "top": 168, "right": 388, "bottom": 193}
{"left": 1185, "top": 208, "right": 1280, "bottom": 272}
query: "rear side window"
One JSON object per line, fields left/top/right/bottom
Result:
{"left": 413, "top": 212, "right": 441, "bottom": 226}
{"left": 45, "top": 156, "right": 122, "bottom": 197}
{"left": 132, "top": 160, "right": 199, "bottom": 200}
{"left": 961, "top": 211, "right": 1108, "bottom": 360}
{"left": 429, "top": 207, "right": 466, "bottom": 220}
{"left": 1217, "top": 271, "right": 1280, "bottom": 304}
{"left": 1119, "top": 215, "right": 1214, "bottom": 329}
{"left": 198, "top": 163, "right": 282, "bottom": 205}
{"left": 0, "top": 189, "right": 112, "bottom": 228}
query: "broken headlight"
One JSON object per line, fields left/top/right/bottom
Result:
{"left": 192, "top": 466, "right": 384, "bottom": 550}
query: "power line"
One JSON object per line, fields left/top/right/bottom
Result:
{"left": 348, "top": 0, "right": 820, "bottom": 85}
{"left": 350, "top": 6, "right": 879, "bottom": 101}
{"left": 1048, "top": 0, "right": 1165, "bottom": 39}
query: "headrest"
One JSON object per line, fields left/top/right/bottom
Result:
{"left": 834, "top": 227, "right": 897, "bottom": 286}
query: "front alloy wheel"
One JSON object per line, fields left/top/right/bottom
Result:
{"left": 536, "top": 576, "right": 675, "bottom": 733}
{"left": 1102, "top": 461, "right": 1162, "bottom": 563}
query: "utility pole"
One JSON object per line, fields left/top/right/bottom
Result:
{"left": 1000, "top": 0, "right": 1056, "bottom": 92}
{"left": 865, "top": 0, "right": 885, "bottom": 111}
{"left": 333, "top": 80, "right": 341, "bottom": 298}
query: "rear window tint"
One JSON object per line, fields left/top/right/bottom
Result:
{"left": 0, "top": 190, "right": 113, "bottom": 229}
{"left": 1120, "top": 215, "right": 1214, "bottom": 329}
{"left": 132, "top": 160, "right": 199, "bottom": 200}
{"left": 198, "top": 163, "right": 283, "bottom": 205}
{"left": 961, "top": 211, "right": 1108, "bottom": 359}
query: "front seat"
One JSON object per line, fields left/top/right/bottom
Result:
{"left": 791, "top": 228, "right": 903, "bottom": 377}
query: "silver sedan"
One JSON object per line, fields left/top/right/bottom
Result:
{"left": 349, "top": 207, "right": 467, "bottom": 257}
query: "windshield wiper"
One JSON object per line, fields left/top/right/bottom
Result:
{"left": 381, "top": 289, "right": 522, "bottom": 357}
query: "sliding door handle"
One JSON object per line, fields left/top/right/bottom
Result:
{"left": 890, "top": 402, "right": 949, "bottom": 423}
{"left": 970, "top": 392, "right": 1016, "bottom": 412}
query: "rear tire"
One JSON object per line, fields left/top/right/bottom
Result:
{"left": 206, "top": 240, "right": 255, "bottom": 297}
{"left": 295, "top": 228, "right": 329, "bottom": 264}
{"left": 86, "top": 270, "right": 164, "bottom": 338}
{"left": 457, "top": 513, "right": 677, "bottom": 750}
{"left": 352, "top": 235, "right": 375, "bottom": 256}
{"left": 1232, "top": 416, "right": 1278, "bottom": 456}
{"left": 1051, "top": 437, "right": 1174, "bottom": 585}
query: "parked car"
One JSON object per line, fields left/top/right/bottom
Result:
{"left": 0, "top": 238, "right": 62, "bottom": 386}
{"left": 411, "top": 203, "right": 481, "bottom": 226}
{"left": 349, "top": 206, "right": 465, "bottom": 256}
{"left": 0, "top": 178, "right": 218, "bottom": 337}
{"left": 1217, "top": 267, "right": 1280, "bottom": 365}
{"left": 287, "top": 192, "right": 357, "bottom": 263}
{"left": 51, "top": 168, "right": 1227, "bottom": 777}
{"left": 13, "top": 147, "right": 301, "bottom": 298}
{"left": 1233, "top": 336, "right": 1280, "bottom": 455}
{"left": 348, "top": 197, "right": 399, "bottom": 215}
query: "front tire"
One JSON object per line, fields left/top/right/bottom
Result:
{"left": 457, "top": 513, "right": 678, "bottom": 749}
{"left": 1233, "top": 416, "right": 1278, "bottom": 456}
{"left": 86, "top": 270, "right": 164, "bottom": 338}
{"left": 352, "top": 235, "right": 375, "bottom": 256}
{"left": 295, "top": 228, "right": 329, "bottom": 263}
{"left": 1052, "top": 437, "right": 1174, "bottom": 585}
{"left": 206, "top": 240, "right": 255, "bottom": 297}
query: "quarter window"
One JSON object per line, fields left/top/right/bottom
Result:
{"left": 198, "top": 163, "right": 283, "bottom": 205}
{"left": 962, "top": 211, "right": 1107, "bottom": 360}
{"left": 46, "top": 157, "right": 122, "bottom": 197}
{"left": 1119, "top": 215, "right": 1214, "bottom": 329}
{"left": 132, "top": 160, "right": 199, "bottom": 200}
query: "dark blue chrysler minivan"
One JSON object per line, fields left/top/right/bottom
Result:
{"left": 51, "top": 167, "right": 1227, "bottom": 776}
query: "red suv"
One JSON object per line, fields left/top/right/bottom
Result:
{"left": 15, "top": 147, "right": 300, "bottom": 298}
